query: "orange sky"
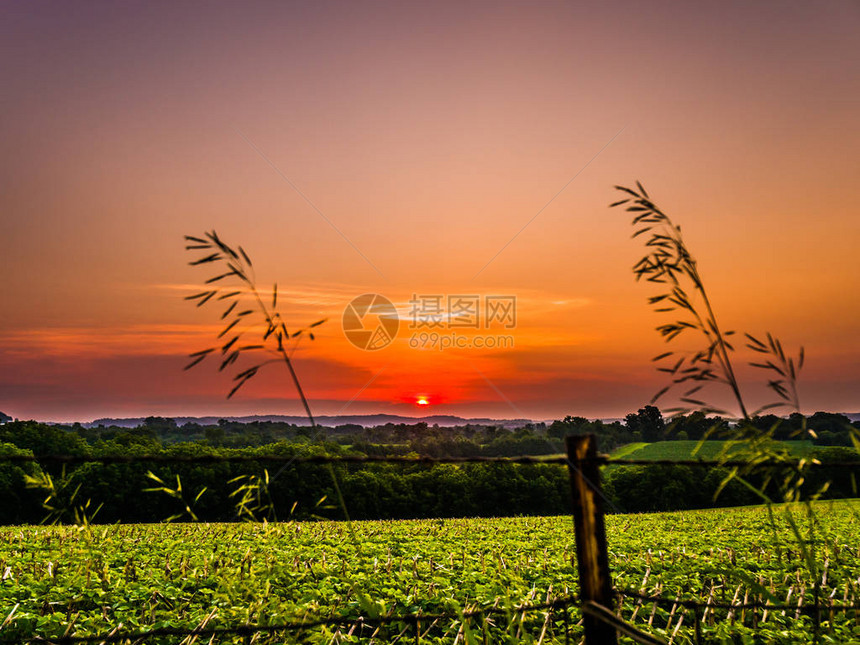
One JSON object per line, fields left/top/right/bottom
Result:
{"left": 1, "top": 2, "right": 858, "bottom": 422}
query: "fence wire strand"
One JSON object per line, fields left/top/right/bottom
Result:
{"left": 615, "top": 589, "right": 860, "bottom": 613}
{"left": 9, "top": 596, "right": 578, "bottom": 644}
{"left": 0, "top": 453, "right": 858, "bottom": 468}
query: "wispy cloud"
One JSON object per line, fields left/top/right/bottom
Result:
{"left": 153, "top": 281, "right": 363, "bottom": 308}
{"left": 0, "top": 324, "right": 222, "bottom": 358}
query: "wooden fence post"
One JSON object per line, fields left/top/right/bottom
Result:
{"left": 566, "top": 434, "right": 617, "bottom": 644}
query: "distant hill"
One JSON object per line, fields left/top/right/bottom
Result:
{"left": 84, "top": 413, "right": 537, "bottom": 429}
{"left": 0, "top": 411, "right": 11, "bottom": 424}
{"left": 63, "top": 411, "right": 860, "bottom": 430}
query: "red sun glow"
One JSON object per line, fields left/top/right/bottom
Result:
{"left": 416, "top": 396, "right": 429, "bottom": 407}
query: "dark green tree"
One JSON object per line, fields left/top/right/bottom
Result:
{"left": 625, "top": 405, "right": 665, "bottom": 442}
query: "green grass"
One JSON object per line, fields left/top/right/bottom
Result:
{"left": 612, "top": 439, "right": 814, "bottom": 461}
{"left": 608, "top": 442, "right": 649, "bottom": 458}
{"left": 2, "top": 501, "right": 859, "bottom": 643}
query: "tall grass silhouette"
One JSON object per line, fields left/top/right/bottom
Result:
{"left": 182, "top": 231, "right": 354, "bottom": 527}
{"left": 611, "top": 182, "right": 803, "bottom": 420}
{"left": 612, "top": 183, "right": 860, "bottom": 639}
{"left": 183, "top": 231, "right": 326, "bottom": 412}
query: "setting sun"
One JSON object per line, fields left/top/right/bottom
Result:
{"left": 416, "top": 397, "right": 430, "bottom": 407}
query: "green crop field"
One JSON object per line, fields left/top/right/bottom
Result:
{"left": 2, "top": 501, "right": 860, "bottom": 643}
{"left": 610, "top": 440, "right": 815, "bottom": 462}
{"left": 607, "top": 442, "right": 649, "bottom": 459}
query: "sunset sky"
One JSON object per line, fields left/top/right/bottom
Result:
{"left": 2, "top": 1, "right": 858, "bottom": 423}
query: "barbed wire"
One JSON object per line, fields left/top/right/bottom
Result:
{"left": 0, "top": 453, "right": 858, "bottom": 468}
{"left": 0, "top": 454, "right": 569, "bottom": 465}
{"left": 600, "top": 457, "right": 860, "bottom": 468}
{"left": 615, "top": 588, "right": 860, "bottom": 612}
{"left": 6, "top": 596, "right": 578, "bottom": 644}
{"left": 13, "top": 584, "right": 860, "bottom": 644}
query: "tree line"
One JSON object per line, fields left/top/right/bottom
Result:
{"left": 0, "top": 409, "right": 856, "bottom": 524}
